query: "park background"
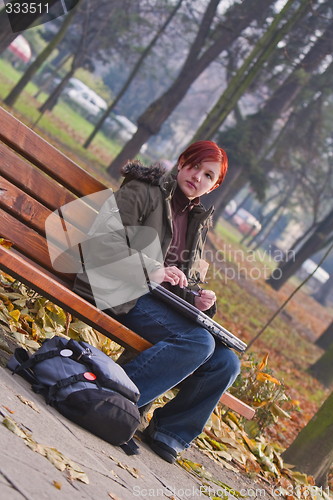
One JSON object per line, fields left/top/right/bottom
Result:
{"left": 0, "top": 0, "right": 333, "bottom": 495}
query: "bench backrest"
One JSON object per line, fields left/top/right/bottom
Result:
{"left": 0, "top": 107, "right": 111, "bottom": 285}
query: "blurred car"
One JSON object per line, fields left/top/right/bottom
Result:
{"left": 104, "top": 114, "right": 137, "bottom": 142}
{"left": 36, "top": 73, "right": 90, "bottom": 94}
{"left": 63, "top": 87, "right": 108, "bottom": 120}
{"left": 8, "top": 35, "right": 31, "bottom": 64}
{"left": 65, "top": 77, "right": 89, "bottom": 93}
{"left": 103, "top": 114, "right": 148, "bottom": 151}
{"left": 231, "top": 208, "right": 261, "bottom": 235}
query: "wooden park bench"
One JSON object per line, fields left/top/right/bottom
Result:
{"left": 0, "top": 106, "right": 254, "bottom": 420}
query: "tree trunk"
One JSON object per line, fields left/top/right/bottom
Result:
{"left": 36, "top": 66, "right": 75, "bottom": 117}
{"left": 3, "top": 8, "right": 76, "bottom": 107}
{"left": 266, "top": 209, "right": 333, "bottom": 290}
{"left": 190, "top": 0, "right": 309, "bottom": 144}
{"left": 34, "top": 51, "right": 72, "bottom": 99}
{"left": 252, "top": 206, "right": 286, "bottom": 250}
{"left": 0, "top": 0, "right": 61, "bottom": 54}
{"left": 36, "top": 0, "right": 113, "bottom": 119}
{"left": 281, "top": 391, "right": 333, "bottom": 487}
{"left": 106, "top": 0, "right": 274, "bottom": 178}
{"left": 103, "top": 126, "right": 154, "bottom": 180}
{"left": 83, "top": 0, "right": 184, "bottom": 149}
{"left": 308, "top": 345, "right": 333, "bottom": 388}
{"left": 212, "top": 17, "right": 333, "bottom": 211}
{"left": 312, "top": 273, "right": 333, "bottom": 307}
{"left": 0, "top": 3, "right": 17, "bottom": 52}
{"left": 315, "top": 320, "right": 333, "bottom": 350}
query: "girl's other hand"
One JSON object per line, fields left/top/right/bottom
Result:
{"left": 194, "top": 289, "right": 216, "bottom": 311}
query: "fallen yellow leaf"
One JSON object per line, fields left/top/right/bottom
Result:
{"left": 17, "top": 395, "right": 40, "bottom": 413}
{"left": 7, "top": 302, "right": 14, "bottom": 312}
{"left": 256, "top": 372, "right": 281, "bottom": 385}
{"left": 258, "top": 353, "right": 269, "bottom": 371}
{"left": 0, "top": 238, "right": 13, "bottom": 248}
{"left": 108, "top": 493, "right": 122, "bottom": 500}
{"left": 2, "top": 417, "right": 28, "bottom": 438}
{"left": 9, "top": 309, "right": 20, "bottom": 322}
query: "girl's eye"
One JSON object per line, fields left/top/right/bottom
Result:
{"left": 206, "top": 173, "right": 211, "bottom": 179}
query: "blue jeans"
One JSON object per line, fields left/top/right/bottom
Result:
{"left": 119, "top": 294, "right": 241, "bottom": 451}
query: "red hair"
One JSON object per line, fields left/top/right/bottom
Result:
{"left": 177, "top": 141, "right": 228, "bottom": 187}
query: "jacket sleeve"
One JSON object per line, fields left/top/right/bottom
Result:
{"left": 80, "top": 180, "right": 163, "bottom": 288}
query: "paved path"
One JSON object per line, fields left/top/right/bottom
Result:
{"left": 0, "top": 366, "right": 273, "bottom": 500}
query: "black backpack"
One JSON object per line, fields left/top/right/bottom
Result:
{"left": 7, "top": 336, "right": 140, "bottom": 452}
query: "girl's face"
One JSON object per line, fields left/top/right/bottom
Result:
{"left": 177, "top": 159, "right": 221, "bottom": 200}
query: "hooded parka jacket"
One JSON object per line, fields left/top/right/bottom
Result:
{"left": 73, "top": 161, "right": 216, "bottom": 317}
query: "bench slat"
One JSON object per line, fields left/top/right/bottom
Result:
{"left": 0, "top": 209, "right": 77, "bottom": 279}
{"left": 0, "top": 176, "right": 88, "bottom": 252}
{"left": 219, "top": 392, "right": 255, "bottom": 419}
{"left": 11, "top": 248, "right": 72, "bottom": 288}
{"left": 0, "top": 107, "right": 107, "bottom": 200}
{"left": 0, "top": 245, "right": 152, "bottom": 353}
{"left": 0, "top": 143, "right": 102, "bottom": 231}
{"left": 0, "top": 142, "right": 76, "bottom": 211}
{"left": 0, "top": 175, "right": 54, "bottom": 234}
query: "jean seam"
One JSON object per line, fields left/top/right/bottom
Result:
{"left": 153, "top": 427, "right": 189, "bottom": 449}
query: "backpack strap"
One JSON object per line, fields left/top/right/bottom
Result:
{"left": 7, "top": 347, "right": 37, "bottom": 385}
{"left": 120, "top": 438, "right": 140, "bottom": 455}
{"left": 47, "top": 373, "right": 100, "bottom": 405}
{"left": 12, "top": 349, "right": 62, "bottom": 373}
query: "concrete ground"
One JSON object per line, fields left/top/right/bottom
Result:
{"left": 0, "top": 363, "right": 274, "bottom": 500}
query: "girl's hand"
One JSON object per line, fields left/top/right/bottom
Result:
{"left": 150, "top": 266, "right": 188, "bottom": 288}
{"left": 195, "top": 289, "right": 216, "bottom": 311}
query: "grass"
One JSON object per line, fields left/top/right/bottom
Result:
{"left": 215, "top": 219, "right": 278, "bottom": 272}
{"left": 211, "top": 239, "right": 331, "bottom": 391}
{"left": 0, "top": 58, "right": 23, "bottom": 86}
{"left": 0, "top": 57, "right": 122, "bottom": 177}
{"left": 215, "top": 218, "right": 244, "bottom": 247}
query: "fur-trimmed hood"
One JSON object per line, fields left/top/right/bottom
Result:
{"left": 120, "top": 160, "right": 214, "bottom": 224}
{"left": 120, "top": 160, "right": 166, "bottom": 186}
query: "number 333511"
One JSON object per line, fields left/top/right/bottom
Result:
{"left": 5, "top": 3, "right": 49, "bottom": 14}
